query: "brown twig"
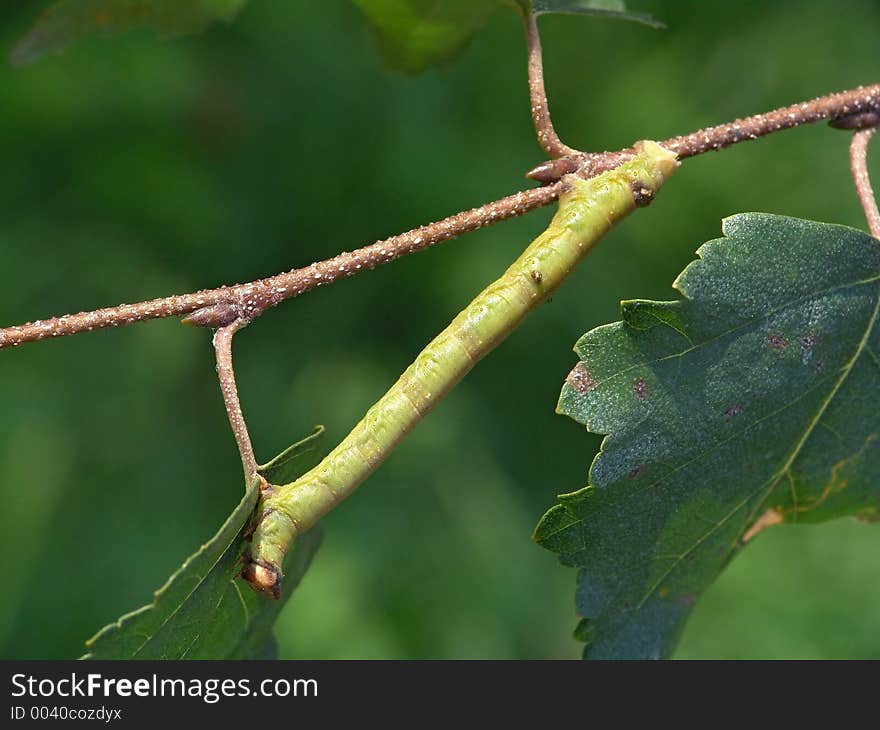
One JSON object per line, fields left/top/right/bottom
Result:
{"left": 849, "top": 127, "right": 879, "bottom": 238}
{"left": 524, "top": 13, "right": 579, "bottom": 159}
{"left": 668, "top": 86, "right": 880, "bottom": 159}
{"left": 212, "top": 318, "right": 257, "bottom": 480}
{"left": 0, "top": 183, "right": 562, "bottom": 350}
{"left": 1, "top": 84, "right": 878, "bottom": 352}
{"left": 529, "top": 84, "right": 880, "bottom": 180}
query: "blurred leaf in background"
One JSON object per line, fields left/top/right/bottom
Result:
{"left": 351, "top": 0, "right": 659, "bottom": 74}
{"left": 11, "top": 0, "right": 248, "bottom": 66}
{"left": 0, "top": 0, "right": 878, "bottom": 659}
{"left": 527, "top": 0, "right": 662, "bottom": 27}
{"left": 351, "top": 0, "right": 502, "bottom": 73}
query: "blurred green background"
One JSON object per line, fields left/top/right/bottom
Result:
{"left": 1, "top": 0, "right": 878, "bottom": 659}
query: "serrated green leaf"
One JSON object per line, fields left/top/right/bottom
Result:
{"left": 83, "top": 429, "right": 324, "bottom": 659}
{"left": 11, "top": 0, "right": 248, "bottom": 66}
{"left": 536, "top": 214, "right": 880, "bottom": 659}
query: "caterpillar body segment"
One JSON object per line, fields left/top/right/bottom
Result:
{"left": 244, "top": 141, "right": 678, "bottom": 596}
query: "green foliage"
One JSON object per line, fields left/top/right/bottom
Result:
{"left": 1, "top": 0, "right": 878, "bottom": 661}
{"left": 83, "top": 429, "right": 324, "bottom": 659}
{"left": 536, "top": 214, "right": 880, "bottom": 659}
{"left": 351, "top": 0, "right": 502, "bottom": 74}
{"left": 525, "top": 1, "right": 662, "bottom": 27}
{"left": 11, "top": 0, "right": 248, "bottom": 66}
{"left": 352, "top": 0, "right": 658, "bottom": 73}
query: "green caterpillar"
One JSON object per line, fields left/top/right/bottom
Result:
{"left": 243, "top": 141, "right": 678, "bottom": 597}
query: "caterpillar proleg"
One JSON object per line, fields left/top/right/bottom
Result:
{"left": 242, "top": 141, "right": 678, "bottom": 596}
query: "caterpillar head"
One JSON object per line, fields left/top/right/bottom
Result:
{"left": 241, "top": 559, "right": 281, "bottom": 600}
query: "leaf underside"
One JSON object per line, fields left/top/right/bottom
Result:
{"left": 11, "top": 0, "right": 248, "bottom": 66}
{"left": 535, "top": 213, "right": 880, "bottom": 659}
{"left": 528, "top": 1, "right": 663, "bottom": 28}
{"left": 83, "top": 427, "right": 324, "bottom": 660}
{"left": 352, "top": 0, "right": 660, "bottom": 74}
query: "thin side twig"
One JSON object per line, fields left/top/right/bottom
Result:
{"left": 849, "top": 127, "right": 879, "bottom": 238}
{"left": 523, "top": 13, "right": 579, "bottom": 159}
{"left": 212, "top": 318, "right": 257, "bottom": 481}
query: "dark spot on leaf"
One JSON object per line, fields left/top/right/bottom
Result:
{"left": 566, "top": 362, "right": 597, "bottom": 394}
{"left": 628, "top": 464, "right": 645, "bottom": 479}
{"left": 633, "top": 377, "right": 648, "bottom": 399}
{"left": 813, "top": 359, "right": 824, "bottom": 374}
{"left": 677, "top": 593, "right": 698, "bottom": 608}
{"left": 724, "top": 404, "right": 743, "bottom": 421}
{"left": 630, "top": 180, "right": 655, "bottom": 207}
{"left": 531, "top": 269, "right": 543, "bottom": 284}
{"left": 767, "top": 332, "right": 788, "bottom": 351}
